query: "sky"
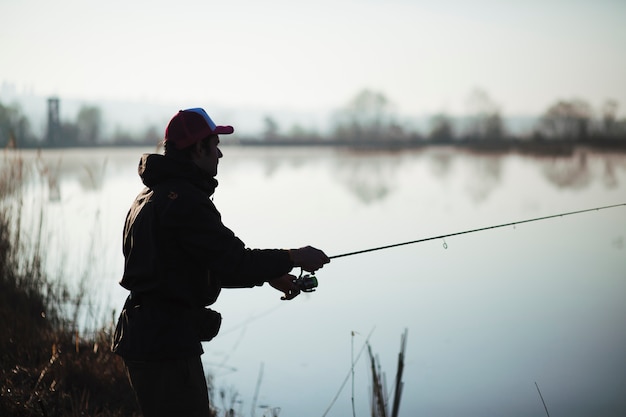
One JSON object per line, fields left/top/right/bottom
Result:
{"left": 1, "top": 0, "right": 626, "bottom": 124}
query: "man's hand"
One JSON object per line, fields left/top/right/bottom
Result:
{"left": 289, "top": 246, "right": 330, "bottom": 272}
{"left": 269, "top": 274, "right": 301, "bottom": 301}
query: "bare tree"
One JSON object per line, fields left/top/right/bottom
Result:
{"left": 538, "top": 99, "right": 592, "bottom": 140}
{"left": 600, "top": 99, "right": 619, "bottom": 137}
{"left": 0, "top": 102, "right": 35, "bottom": 147}
{"left": 76, "top": 105, "right": 102, "bottom": 145}
{"left": 464, "top": 88, "right": 505, "bottom": 140}
{"left": 262, "top": 116, "right": 279, "bottom": 140}
{"left": 428, "top": 113, "right": 455, "bottom": 142}
{"left": 332, "top": 89, "right": 397, "bottom": 141}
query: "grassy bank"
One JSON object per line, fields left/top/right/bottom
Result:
{"left": 0, "top": 152, "right": 139, "bottom": 416}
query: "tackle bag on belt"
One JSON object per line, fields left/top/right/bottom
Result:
{"left": 194, "top": 307, "right": 222, "bottom": 342}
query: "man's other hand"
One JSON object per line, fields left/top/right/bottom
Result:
{"left": 269, "top": 274, "right": 301, "bottom": 301}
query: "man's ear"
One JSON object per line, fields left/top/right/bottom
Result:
{"left": 193, "top": 140, "right": 205, "bottom": 157}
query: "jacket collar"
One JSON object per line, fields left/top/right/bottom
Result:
{"left": 138, "top": 153, "right": 218, "bottom": 195}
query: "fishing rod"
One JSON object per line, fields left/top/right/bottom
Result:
{"left": 292, "top": 203, "right": 625, "bottom": 292}
{"left": 328, "top": 203, "right": 626, "bottom": 260}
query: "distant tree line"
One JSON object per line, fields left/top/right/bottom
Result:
{"left": 1, "top": 90, "right": 626, "bottom": 149}
{"left": 0, "top": 102, "right": 35, "bottom": 148}
{"left": 257, "top": 89, "right": 626, "bottom": 146}
{"left": 321, "top": 89, "right": 626, "bottom": 144}
{"left": 0, "top": 101, "right": 159, "bottom": 149}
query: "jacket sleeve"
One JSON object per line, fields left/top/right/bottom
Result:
{"left": 161, "top": 187, "right": 294, "bottom": 288}
{"left": 120, "top": 188, "right": 161, "bottom": 292}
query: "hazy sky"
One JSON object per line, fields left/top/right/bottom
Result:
{"left": 2, "top": 0, "right": 625, "bottom": 117}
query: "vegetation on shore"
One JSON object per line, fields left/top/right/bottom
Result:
{"left": 0, "top": 151, "right": 141, "bottom": 416}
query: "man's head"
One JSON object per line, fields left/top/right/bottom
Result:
{"left": 164, "top": 108, "right": 233, "bottom": 150}
{"left": 163, "top": 108, "right": 234, "bottom": 176}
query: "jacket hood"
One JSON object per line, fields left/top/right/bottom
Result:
{"left": 138, "top": 153, "right": 218, "bottom": 195}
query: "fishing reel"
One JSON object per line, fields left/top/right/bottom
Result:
{"left": 293, "top": 271, "right": 318, "bottom": 293}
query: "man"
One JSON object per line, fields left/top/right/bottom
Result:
{"left": 112, "top": 108, "right": 330, "bottom": 417}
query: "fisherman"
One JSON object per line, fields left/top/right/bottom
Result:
{"left": 112, "top": 108, "right": 330, "bottom": 417}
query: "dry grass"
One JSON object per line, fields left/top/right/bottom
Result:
{"left": 0, "top": 150, "right": 139, "bottom": 416}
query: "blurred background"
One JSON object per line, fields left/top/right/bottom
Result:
{"left": 1, "top": 1, "right": 625, "bottom": 416}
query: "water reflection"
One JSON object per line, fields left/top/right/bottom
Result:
{"left": 465, "top": 154, "right": 503, "bottom": 202}
{"left": 77, "top": 158, "right": 107, "bottom": 192}
{"left": 34, "top": 151, "right": 62, "bottom": 201}
{"left": 333, "top": 152, "right": 399, "bottom": 204}
{"left": 426, "top": 149, "right": 454, "bottom": 179}
{"left": 19, "top": 150, "right": 110, "bottom": 202}
{"left": 12, "top": 147, "right": 625, "bottom": 206}
{"left": 603, "top": 160, "right": 619, "bottom": 188}
{"left": 538, "top": 149, "right": 626, "bottom": 190}
{"left": 5, "top": 145, "right": 625, "bottom": 417}
{"left": 541, "top": 150, "right": 592, "bottom": 189}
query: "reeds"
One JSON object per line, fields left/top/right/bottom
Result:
{"left": 367, "top": 329, "right": 407, "bottom": 417}
{"left": 0, "top": 150, "right": 139, "bottom": 416}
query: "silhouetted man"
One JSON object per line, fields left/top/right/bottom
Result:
{"left": 113, "top": 108, "right": 329, "bottom": 417}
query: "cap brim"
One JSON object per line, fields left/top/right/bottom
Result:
{"left": 213, "top": 125, "right": 234, "bottom": 135}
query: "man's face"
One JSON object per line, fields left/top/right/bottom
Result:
{"left": 193, "top": 135, "right": 222, "bottom": 177}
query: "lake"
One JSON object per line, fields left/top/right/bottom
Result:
{"left": 4, "top": 145, "right": 626, "bottom": 417}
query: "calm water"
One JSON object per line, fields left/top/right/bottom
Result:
{"left": 6, "top": 145, "right": 626, "bottom": 417}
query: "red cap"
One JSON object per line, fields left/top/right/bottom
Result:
{"left": 164, "top": 108, "right": 234, "bottom": 149}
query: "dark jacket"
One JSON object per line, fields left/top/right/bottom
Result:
{"left": 112, "top": 154, "right": 294, "bottom": 360}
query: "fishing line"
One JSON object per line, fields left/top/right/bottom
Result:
{"left": 329, "top": 203, "right": 626, "bottom": 260}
